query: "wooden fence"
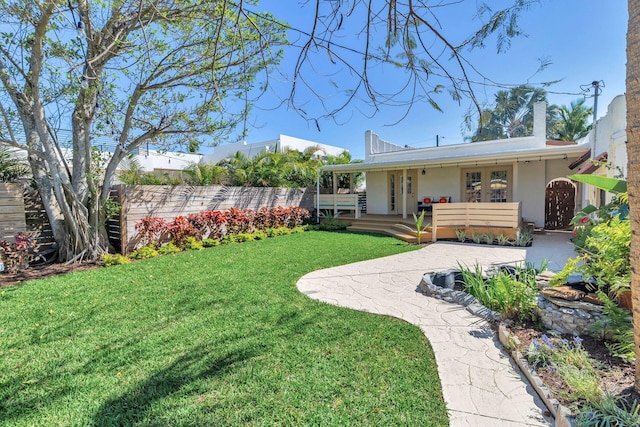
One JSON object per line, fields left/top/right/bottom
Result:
{"left": 1, "top": 184, "right": 315, "bottom": 256}
{"left": 431, "top": 202, "right": 521, "bottom": 241}
{"left": 114, "top": 185, "right": 315, "bottom": 254}
{"left": 0, "top": 183, "right": 26, "bottom": 242}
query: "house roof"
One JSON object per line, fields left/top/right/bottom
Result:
{"left": 568, "top": 149, "right": 591, "bottom": 169}
{"left": 575, "top": 152, "right": 608, "bottom": 175}
{"left": 323, "top": 140, "right": 589, "bottom": 173}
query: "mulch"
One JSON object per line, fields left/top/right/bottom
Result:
{"left": 507, "top": 320, "right": 640, "bottom": 411}
{"left": 1, "top": 261, "right": 100, "bottom": 287}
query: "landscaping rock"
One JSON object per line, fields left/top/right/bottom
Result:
{"left": 583, "top": 293, "right": 604, "bottom": 306}
{"left": 540, "top": 286, "right": 585, "bottom": 301}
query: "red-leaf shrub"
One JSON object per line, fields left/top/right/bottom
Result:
{"left": 284, "top": 206, "right": 311, "bottom": 228}
{"left": 134, "top": 216, "right": 168, "bottom": 248}
{"left": 0, "top": 232, "right": 34, "bottom": 273}
{"left": 186, "top": 212, "right": 208, "bottom": 240}
{"left": 168, "top": 215, "right": 198, "bottom": 248}
{"left": 201, "top": 210, "right": 227, "bottom": 240}
{"left": 132, "top": 206, "right": 310, "bottom": 250}
{"left": 226, "top": 208, "right": 255, "bottom": 234}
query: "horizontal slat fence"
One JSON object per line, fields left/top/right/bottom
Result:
{"left": 23, "top": 188, "right": 56, "bottom": 256}
{"left": 0, "top": 183, "right": 26, "bottom": 242}
{"left": 118, "top": 185, "right": 315, "bottom": 254}
{"left": 432, "top": 202, "right": 521, "bottom": 242}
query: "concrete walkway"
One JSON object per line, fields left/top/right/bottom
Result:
{"left": 296, "top": 232, "right": 576, "bottom": 426}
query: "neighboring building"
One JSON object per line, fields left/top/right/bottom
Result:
{"left": 323, "top": 102, "right": 597, "bottom": 229}
{"left": 570, "top": 94, "right": 627, "bottom": 209}
{"left": 120, "top": 147, "right": 203, "bottom": 175}
{"left": 200, "top": 134, "right": 348, "bottom": 164}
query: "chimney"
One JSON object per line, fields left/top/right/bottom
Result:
{"left": 533, "top": 101, "right": 546, "bottom": 144}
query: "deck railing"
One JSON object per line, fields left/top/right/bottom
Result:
{"left": 431, "top": 202, "right": 521, "bottom": 242}
{"left": 314, "top": 194, "right": 361, "bottom": 219}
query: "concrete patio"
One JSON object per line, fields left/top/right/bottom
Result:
{"left": 296, "top": 231, "right": 576, "bottom": 426}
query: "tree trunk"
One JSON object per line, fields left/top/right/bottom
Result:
{"left": 627, "top": 0, "right": 640, "bottom": 392}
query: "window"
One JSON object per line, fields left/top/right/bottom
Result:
{"left": 465, "top": 171, "right": 482, "bottom": 202}
{"left": 462, "top": 167, "right": 511, "bottom": 203}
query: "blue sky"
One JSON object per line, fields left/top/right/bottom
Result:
{"left": 224, "top": 1, "right": 628, "bottom": 160}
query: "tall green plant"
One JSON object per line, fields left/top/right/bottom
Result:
{"left": 396, "top": 211, "right": 430, "bottom": 244}
{"left": 554, "top": 99, "right": 593, "bottom": 141}
{"left": 0, "top": 145, "right": 29, "bottom": 182}
{"left": 457, "top": 263, "right": 538, "bottom": 320}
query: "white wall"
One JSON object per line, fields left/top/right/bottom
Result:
{"left": 578, "top": 94, "right": 627, "bottom": 207}
{"left": 279, "top": 135, "right": 347, "bottom": 157}
{"left": 202, "top": 134, "right": 349, "bottom": 164}
{"left": 365, "top": 171, "right": 388, "bottom": 214}
{"left": 515, "top": 161, "right": 546, "bottom": 226}
{"left": 127, "top": 150, "right": 202, "bottom": 173}
{"left": 418, "top": 166, "right": 461, "bottom": 202}
{"left": 202, "top": 139, "right": 278, "bottom": 164}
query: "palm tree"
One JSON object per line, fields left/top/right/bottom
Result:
{"left": 472, "top": 85, "right": 556, "bottom": 141}
{"left": 554, "top": 99, "right": 593, "bottom": 141}
{"left": 626, "top": 0, "right": 640, "bottom": 392}
{"left": 218, "top": 151, "right": 251, "bottom": 186}
{"left": 182, "top": 163, "right": 226, "bottom": 185}
{"left": 0, "top": 145, "right": 29, "bottom": 182}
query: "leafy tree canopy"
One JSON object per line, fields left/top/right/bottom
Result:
{"left": 0, "top": 0, "right": 286, "bottom": 260}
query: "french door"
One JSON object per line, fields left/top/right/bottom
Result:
{"left": 388, "top": 170, "right": 417, "bottom": 214}
{"left": 463, "top": 167, "right": 511, "bottom": 203}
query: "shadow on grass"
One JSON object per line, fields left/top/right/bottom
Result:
{"left": 91, "top": 344, "right": 260, "bottom": 425}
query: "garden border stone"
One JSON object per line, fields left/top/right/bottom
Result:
{"left": 418, "top": 270, "right": 575, "bottom": 426}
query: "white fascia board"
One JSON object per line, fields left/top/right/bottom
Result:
{"left": 322, "top": 142, "right": 589, "bottom": 173}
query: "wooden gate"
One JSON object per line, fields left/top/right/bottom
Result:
{"left": 545, "top": 180, "right": 575, "bottom": 230}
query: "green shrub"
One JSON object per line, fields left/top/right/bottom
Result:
{"left": 221, "top": 234, "right": 238, "bottom": 245}
{"left": 552, "top": 216, "right": 630, "bottom": 296}
{"left": 590, "top": 291, "right": 635, "bottom": 362}
{"left": 470, "top": 233, "right": 482, "bottom": 244}
{"left": 252, "top": 230, "right": 267, "bottom": 240}
{"left": 266, "top": 227, "right": 293, "bottom": 237}
{"left": 455, "top": 229, "right": 466, "bottom": 242}
{"left": 183, "top": 236, "right": 204, "bottom": 250}
{"left": 290, "top": 226, "right": 306, "bottom": 234}
{"left": 514, "top": 229, "right": 533, "bottom": 247}
{"left": 130, "top": 244, "right": 160, "bottom": 260}
{"left": 495, "top": 234, "right": 511, "bottom": 246}
{"left": 158, "top": 242, "right": 182, "bottom": 254}
{"left": 102, "top": 253, "right": 131, "bottom": 267}
{"left": 481, "top": 233, "right": 494, "bottom": 245}
{"left": 575, "top": 393, "right": 640, "bottom": 426}
{"left": 235, "top": 233, "right": 256, "bottom": 243}
{"left": 527, "top": 335, "right": 601, "bottom": 404}
{"left": 458, "top": 263, "right": 537, "bottom": 320}
{"left": 201, "top": 238, "right": 220, "bottom": 248}
{"left": 584, "top": 217, "right": 630, "bottom": 294}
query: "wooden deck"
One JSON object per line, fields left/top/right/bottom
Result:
{"left": 325, "top": 214, "right": 432, "bottom": 244}
{"left": 323, "top": 203, "right": 522, "bottom": 244}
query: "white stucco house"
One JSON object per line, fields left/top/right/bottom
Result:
{"left": 200, "top": 134, "right": 348, "bottom": 164}
{"left": 118, "top": 147, "right": 203, "bottom": 175}
{"left": 322, "top": 97, "right": 628, "bottom": 231}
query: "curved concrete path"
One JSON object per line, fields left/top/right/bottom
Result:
{"left": 297, "top": 232, "right": 575, "bottom": 426}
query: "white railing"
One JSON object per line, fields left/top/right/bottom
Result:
{"left": 314, "top": 194, "right": 361, "bottom": 219}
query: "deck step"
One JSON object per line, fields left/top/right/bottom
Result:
{"left": 347, "top": 223, "right": 431, "bottom": 244}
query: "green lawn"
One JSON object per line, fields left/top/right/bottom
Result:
{"left": 0, "top": 231, "right": 448, "bottom": 426}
